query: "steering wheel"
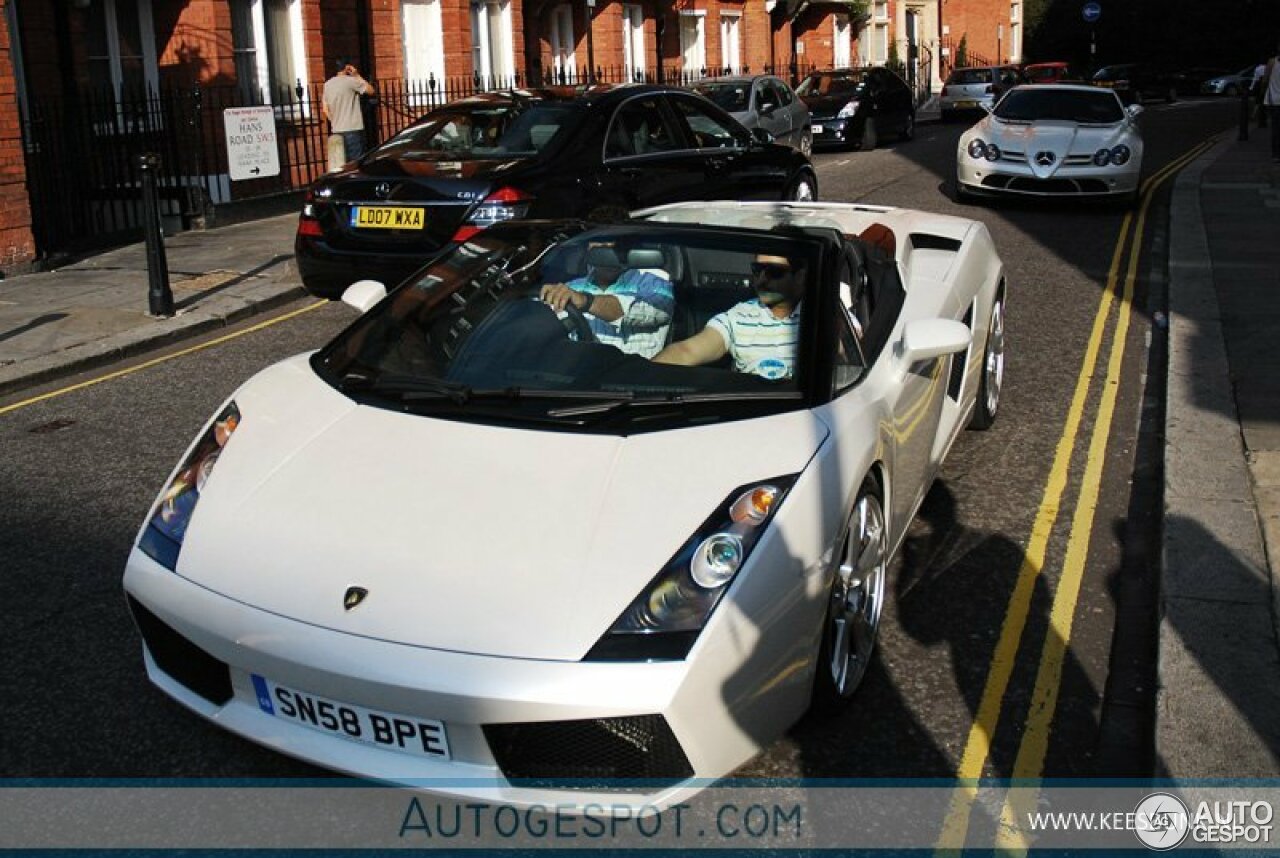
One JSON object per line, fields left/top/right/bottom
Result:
{"left": 560, "top": 298, "right": 597, "bottom": 343}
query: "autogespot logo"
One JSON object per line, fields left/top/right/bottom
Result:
{"left": 1135, "top": 793, "right": 1191, "bottom": 850}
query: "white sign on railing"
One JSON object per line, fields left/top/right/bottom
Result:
{"left": 223, "top": 106, "right": 280, "bottom": 181}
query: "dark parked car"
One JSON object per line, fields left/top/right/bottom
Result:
{"left": 796, "top": 67, "right": 915, "bottom": 150}
{"left": 1091, "top": 63, "right": 1178, "bottom": 104}
{"left": 295, "top": 85, "right": 818, "bottom": 297}
{"left": 1168, "top": 66, "right": 1231, "bottom": 96}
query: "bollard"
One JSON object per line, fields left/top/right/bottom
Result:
{"left": 1239, "top": 82, "right": 1251, "bottom": 142}
{"left": 136, "top": 152, "right": 174, "bottom": 317}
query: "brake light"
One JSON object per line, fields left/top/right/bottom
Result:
{"left": 297, "top": 216, "right": 323, "bottom": 238}
{"left": 451, "top": 186, "right": 534, "bottom": 242}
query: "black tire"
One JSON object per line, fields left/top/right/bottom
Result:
{"left": 900, "top": 112, "right": 916, "bottom": 142}
{"left": 785, "top": 171, "right": 818, "bottom": 202}
{"left": 969, "top": 290, "right": 1005, "bottom": 430}
{"left": 857, "top": 117, "right": 878, "bottom": 151}
{"left": 811, "top": 473, "right": 888, "bottom": 712}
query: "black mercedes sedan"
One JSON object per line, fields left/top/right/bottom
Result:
{"left": 296, "top": 84, "right": 819, "bottom": 297}
{"left": 796, "top": 67, "right": 915, "bottom": 151}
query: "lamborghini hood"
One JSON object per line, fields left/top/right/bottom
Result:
{"left": 174, "top": 357, "right": 828, "bottom": 661}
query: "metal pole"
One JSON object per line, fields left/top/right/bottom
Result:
{"left": 1239, "top": 79, "right": 1251, "bottom": 142}
{"left": 136, "top": 153, "right": 174, "bottom": 317}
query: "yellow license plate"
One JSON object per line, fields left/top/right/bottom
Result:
{"left": 352, "top": 206, "right": 424, "bottom": 230}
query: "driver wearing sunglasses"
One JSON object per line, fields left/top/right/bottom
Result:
{"left": 654, "top": 252, "right": 803, "bottom": 380}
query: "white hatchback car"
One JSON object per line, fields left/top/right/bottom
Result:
{"left": 956, "top": 84, "right": 1144, "bottom": 204}
{"left": 124, "top": 202, "right": 1006, "bottom": 809}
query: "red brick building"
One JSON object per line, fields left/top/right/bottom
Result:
{"left": 940, "top": 0, "right": 1023, "bottom": 69}
{"left": 0, "top": 0, "right": 1010, "bottom": 273}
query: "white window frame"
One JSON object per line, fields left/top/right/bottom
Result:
{"left": 870, "top": 0, "right": 889, "bottom": 64}
{"left": 550, "top": 4, "right": 577, "bottom": 80}
{"left": 833, "top": 13, "right": 851, "bottom": 68}
{"left": 719, "top": 11, "right": 741, "bottom": 73}
{"left": 622, "top": 4, "right": 646, "bottom": 81}
{"left": 87, "top": 0, "right": 162, "bottom": 135}
{"left": 472, "top": 0, "right": 516, "bottom": 83}
{"left": 679, "top": 10, "right": 706, "bottom": 77}
{"left": 232, "top": 0, "right": 310, "bottom": 117}
{"left": 403, "top": 0, "right": 447, "bottom": 105}
{"left": 1010, "top": 2, "right": 1022, "bottom": 62}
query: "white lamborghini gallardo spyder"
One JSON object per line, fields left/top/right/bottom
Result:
{"left": 124, "top": 201, "right": 1007, "bottom": 809}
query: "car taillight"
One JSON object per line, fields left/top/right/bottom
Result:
{"left": 297, "top": 187, "right": 323, "bottom": 237}
{"left": 297, "top": 215, "right": 323, "bottom": 238}
{"left": 451, "top": 186, "right": 533, "bottom": 242}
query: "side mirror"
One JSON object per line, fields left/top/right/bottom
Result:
{"left": 750, "top": 127, "right": 774, "bottom": 146}
{"left": 341, "top": 279, "right": 387, "bottom": 313}
{"left": 1127, "top": 103, "right": 1145, "bottom": 119}
{"left": 901, "top": 319, "right": 972, "bottom": 364}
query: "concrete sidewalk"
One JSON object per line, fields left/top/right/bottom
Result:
{"left": 0, "top": 212, "right": 304, "bottom": 397}
{"left": 1159, "top": 128, "right": 1280, "bottom": 776}
{"left": 0, "top": 127, "right": 1275, "bottom": 779}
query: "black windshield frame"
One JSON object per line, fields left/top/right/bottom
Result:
{"left": 312, "top": 220, "right": 838, "bottom": 433}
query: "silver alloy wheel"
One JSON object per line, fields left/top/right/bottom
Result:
{"left": 790, "top": 177, "right": 815, "bottom": 202}
{"left": 827, "top": 492, "right": 888, "bottom": 697}
{"left": 801, "top": 131, "right": 813, "bottom": 158}
{"left": 984, "top": 298, "right": 1005, "bottom": 417}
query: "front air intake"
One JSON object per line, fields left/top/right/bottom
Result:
{"left": 128, "top": 596, "right": 233, "bottom": 705}
{"left": 483, "top": 715, "right": 694, "bottom": 790}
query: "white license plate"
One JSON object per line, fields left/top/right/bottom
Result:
{"left": 956, "top": 100, "right": 978, "bottom": 109}
{"left": 251, "top": 674, "right": 450, "bottom": 759}
{"left": 811, "top": 124, "right": 823, "bottom": 134}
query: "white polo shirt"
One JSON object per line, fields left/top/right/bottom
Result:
{"left": 706, "top": 299, "right": 801, "bottom": 380}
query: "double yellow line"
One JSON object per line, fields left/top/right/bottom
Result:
{"left": 0, "top": 300, "right": 329, "bottom": 418}
{"left": 937, "top": 136, "right": 1218, "bottom": 852}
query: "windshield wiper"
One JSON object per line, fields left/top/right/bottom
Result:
{"left": 545, "top": 391, "right": 799, "bottom": 419}
{"left": 341, "top": 371, "right": 474, "bottom": 404}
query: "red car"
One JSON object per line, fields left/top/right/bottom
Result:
{"left": 1024, "top": 62, "right": 1076, "bottom": 84}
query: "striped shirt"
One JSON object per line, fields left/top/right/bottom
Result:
{"left": 707, "top": 299, "right": 801, "bottom": 380}
{"left": 568, "top": 270, "right": 674, "bottom": 359}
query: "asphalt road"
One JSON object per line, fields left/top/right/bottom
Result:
{"left": 0, "top": 98, "right": 1240, "bottom": 786}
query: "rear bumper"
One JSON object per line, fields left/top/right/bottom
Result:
{"left": 294, "top": 235, "right": 440, "bottom": 298}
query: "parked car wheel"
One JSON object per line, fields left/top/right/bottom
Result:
{"left": 811, "top": 475, "right": 888, "bottom": 709}
{"left": 969, "top": 291, "right": 1005, "bottom": 430}
{"left": 857, "top": 118, "right": 878, "bottom": 151}
{"left": 800, "top": 130, "right": 813, "bottom": 158}
{"left": 786, "top": 172, "right": 818, "bottom": 202}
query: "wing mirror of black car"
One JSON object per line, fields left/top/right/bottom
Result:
{"left": 341, "top": 279, "right": 388, "bottom": 313}
{"left": 750, "top": 127, "right": 774, "bottom": 146}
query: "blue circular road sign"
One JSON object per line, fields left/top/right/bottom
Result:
{"left": 1082, "top": 2, "right": 1101, "bottom": 23}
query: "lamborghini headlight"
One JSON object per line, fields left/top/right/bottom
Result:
{"left": 585, "top": 476, "right": 797, "bottom": 661}
{"left": 137, "top": 401, "right": 240, "bottom": 571}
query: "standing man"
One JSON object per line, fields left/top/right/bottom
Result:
{"left": 1264, "top": 43, "right": 1280, "bottom": 162}
{"left": 323, "top": 57, "right": 373, "bottom": 171}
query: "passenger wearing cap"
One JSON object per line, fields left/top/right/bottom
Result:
{"left": 539, "top": 243, "right": 674, "bottom": 358}
{"left": 654, "top": 252, "right": 803, "bottom": 381}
